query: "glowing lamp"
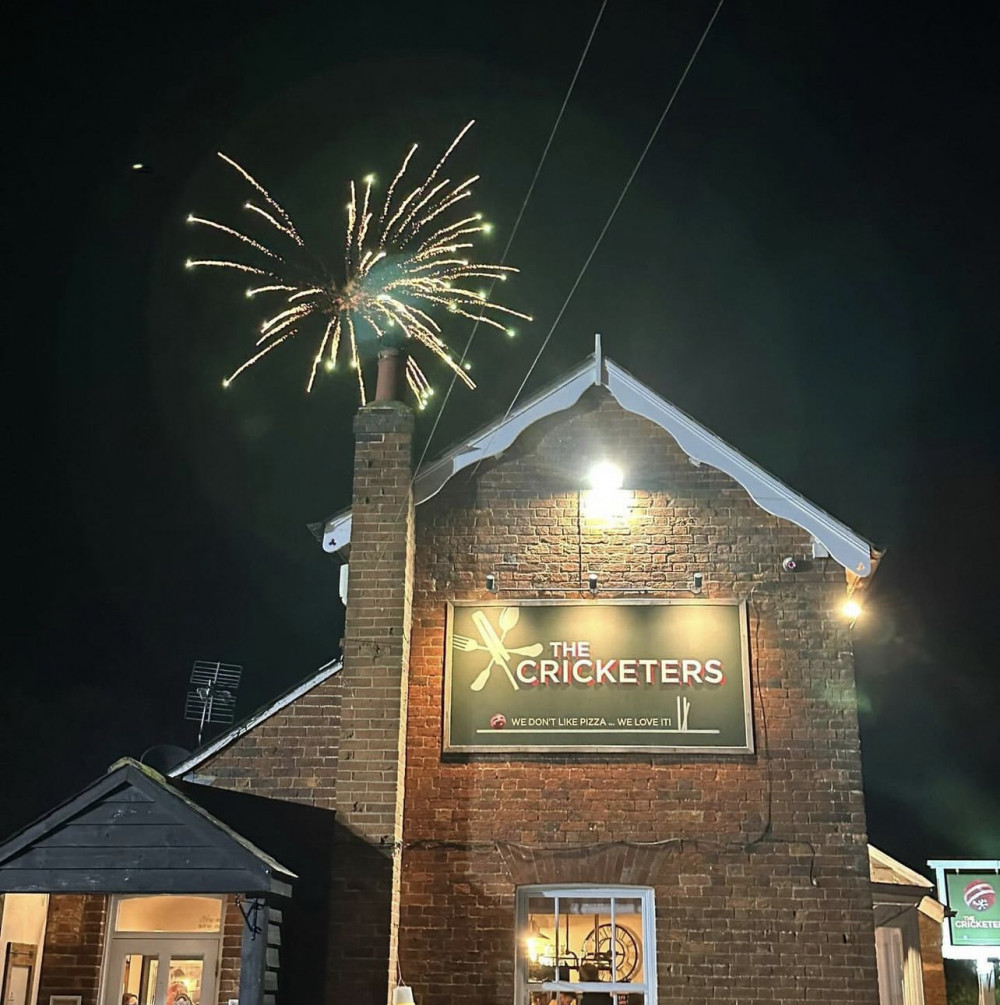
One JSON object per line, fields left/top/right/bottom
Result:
{"left": 588, "top": 462, "right": 624, "bottom": 491}
{"left": 392, "top": 988, "right": 415, "bottom": 1005}
{"left": 842, "top": 600, "right": 862, "bottom": 619}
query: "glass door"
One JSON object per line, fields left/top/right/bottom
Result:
{"left": 104, "top": 939, "right": 218, "bottom": 1005}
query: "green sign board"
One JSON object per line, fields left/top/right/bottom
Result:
{"left": 946, "top": 873, "right": 1000, "bottom": 947}
{"left": 443, "top": 600, "right": 752, "bottom": 753}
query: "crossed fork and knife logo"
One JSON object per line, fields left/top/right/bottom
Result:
{"left": 452, "top": 607, "right": 544, "bottom": 691}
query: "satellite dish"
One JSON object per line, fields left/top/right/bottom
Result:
{"left": 141, "top": 745, "right": 192, "bottom": 774}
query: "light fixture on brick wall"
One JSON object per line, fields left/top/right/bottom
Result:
{"left": 692, "top": 572, "right": 703, "bottom": 594}
{"left": 588, "top": 572, "right": 599, "bottom": 593}
{"left": 485, "top": 573, "right": 498, "bottom": 592}
{"left": 842, "top": 599, "right": 862, "bottom": 620}
{"left": 582, "top": 461, "right": 629, "bottom": 520}
{"left": 588, "top": 461, "right": 623, "bottom": 490}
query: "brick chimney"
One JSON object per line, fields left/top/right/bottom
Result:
{"left": 332, "top": 355, "right": 414, "bottom": 1004}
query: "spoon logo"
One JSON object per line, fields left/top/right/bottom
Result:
{"left": 451, "top": 607, "right": 544, "bottom": 692}
{"left": 964, "top": 880, "right": 996, "bottom": 912}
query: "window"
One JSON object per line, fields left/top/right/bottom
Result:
{"left": 515, "top": 886, "right": 657, "bottom": 1005}
{"left": 115, "top": 896, "right": 222, "bottom": 934}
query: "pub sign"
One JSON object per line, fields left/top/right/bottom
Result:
{"left": 946, "top": 873, "right": 1000, "bottom": 949}
{"left": 443, "top": 600, "right": 753, "bottom": 753}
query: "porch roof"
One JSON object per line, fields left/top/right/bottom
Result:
{"left": 0, "top": 758, "right": 294, "bottom": 897}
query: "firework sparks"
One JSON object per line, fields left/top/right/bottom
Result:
{"left": 186, "top": 121, "right": 530, "bottom": 406}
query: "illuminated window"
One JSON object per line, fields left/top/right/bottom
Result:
{"left": 115, "top": 896, "right": 223, "bottom": 934}
{"left": 516, "top": 886, "right": 657, "bottom": 1005}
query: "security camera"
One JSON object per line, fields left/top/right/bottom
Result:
{"left": 781, "top": 557, "right": 797, "bottom": 572}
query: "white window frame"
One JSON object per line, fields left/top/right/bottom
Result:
{"left": 98, "top": 895, "right": 226, "bottom": 1005}
{"left": 514, "top": 885, "right": 657, "bottom": 1005}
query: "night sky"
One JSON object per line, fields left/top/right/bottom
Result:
{"left": 5, "top": 1, "right": 998, "bottom": 876}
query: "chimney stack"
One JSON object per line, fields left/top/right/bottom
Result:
{"left": 332, "top": 380, "right": 414, "bottom": 1003}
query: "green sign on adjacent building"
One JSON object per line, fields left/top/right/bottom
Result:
{"left": 443, "top": 600, "right": 752, "bottom": 753}
{"left": 946, "top": 873, "right": 1000, "bottom": 948}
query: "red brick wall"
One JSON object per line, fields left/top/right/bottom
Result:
{"left": 919, "top": 913, "right": 947, "bottom": 1005}
{"left": 193, "top": 678, "right": 341, "bottom": 812}
{"left": 37, "top": 894, "right": 106, "bottom": 1005}
{"left": 216, "top": 897, "right": 244, "bottom": 1005}
{"left": 331, "top": 401, "right": 415, "bottom": 1005}
{"left": 399, "top": 390, "right": 880, "bottom": 1005}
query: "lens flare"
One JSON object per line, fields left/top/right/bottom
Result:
{"left": 186, "top": 122, "right": 530, "bottom": 405}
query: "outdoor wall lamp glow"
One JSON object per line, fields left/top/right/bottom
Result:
{"left": 582, "top": 462, "right": 628, "bottom": 520}
{"left": 842, "top": 599, "right": 862, "bottom": 620}
{"left": 587, "top": 461, "right": 624, "bottom": 490}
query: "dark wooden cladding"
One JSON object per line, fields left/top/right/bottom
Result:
{"left": 0, "top": 760, "right": 293, "bottom": 897}
{"left": 0, "top": 868, "right": 273, "bottom": 893}
{"left": 10, "top": 846, "right": 253, "bottom": 870}
{"left": 37, "top": 824, "right": 211, "bottom": 848}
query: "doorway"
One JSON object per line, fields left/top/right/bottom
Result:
{"left": 102, "top": 897, "right": 224, "bottom": 1005}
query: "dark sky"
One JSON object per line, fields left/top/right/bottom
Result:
{"left": 4, "top": 1, "right": 998, "bottom": 874}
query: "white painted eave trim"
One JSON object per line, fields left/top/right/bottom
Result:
{"left": 604, "top": 361, "right": 873, "bottom": 576}
{"left": 320, "top": 350, "right": 874, "bottom": 576}
{"left": 321, "top": 356, "right": 598, "bottom": 553}
{"left": 169, "top": 658, "right": 342, "bottom": 780}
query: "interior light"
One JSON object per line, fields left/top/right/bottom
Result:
{"left": 588, "top": 461, "right": 624, "bottom": 491}
{"left": 843, "top": 599, "right": 862, "bottom": 619}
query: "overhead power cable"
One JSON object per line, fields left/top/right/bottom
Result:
{"left": 414, "top": 0, "right": 610, "bottom": 476}
{"left": 474, "top": 0, "right": 725, "bottom": 475}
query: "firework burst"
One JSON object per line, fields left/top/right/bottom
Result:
{"left": 185, "top": 121, "right": 530, "bottom": 407}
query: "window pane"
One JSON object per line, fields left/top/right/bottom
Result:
{"left": 525, "top": 896, "right": 561, "bottom": 983}
{"left": 119, "top": 953, "right": 158, "bottom": 1005}
{"left": 518, "top": 888, "right": 653, "bottom": 1005}
{"left": 116, "top": 896, "right": 222, "bottom": 933}
{"left": 166, "top": 958, "right": 204, "bottom": 1005}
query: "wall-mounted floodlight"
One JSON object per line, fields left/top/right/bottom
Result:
{"left": 582, "top": 462, "right": 628, "bottom": 520}
{"left": 485, "top": 573, "right": 498, "bottom": 593}
{"left": 587, "top": 461, "right": 624, "bottom": 491}
{"left": 587, "top": 573, "right": 598, "bottom": 594}
{"left": 843, "top": 599, "right": 862, "bottom": 620}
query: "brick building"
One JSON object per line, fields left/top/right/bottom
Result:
{"left": 0, "top": 343, "right": 944, "bottom": 1005}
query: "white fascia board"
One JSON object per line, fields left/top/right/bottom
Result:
{"left": 323, "top": 512, "right": 352, "bottom": 554}
{"left": 414, "top": 358, "right": 598, "bottom": 505}
{"left": 603, "top": 361, "right": 873, "bottom": 576}
{"left": 320, "top": 351, "right": 874, "bottom": 576}
{"left": 321, "top": 357, "right": 598, "bottom": 552}
{"left": 169, "top": 659, "right": 342, "bottom": 780}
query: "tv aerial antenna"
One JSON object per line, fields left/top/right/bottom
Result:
{"left": 184, "top": 661, "right": 242, "bottom": 745}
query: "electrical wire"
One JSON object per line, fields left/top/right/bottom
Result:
{"left": 470, "top": 0, "right": 725, "bottom": 479}
{"left": 413, "top": 0, "right": 610, "bottom": 480}
{"left": 350, "top": 0, "right": 610, "bottom": 585}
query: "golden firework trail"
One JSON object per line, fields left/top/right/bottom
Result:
{"left": 187, "top": 121, "right": 530, "bottom": 406}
